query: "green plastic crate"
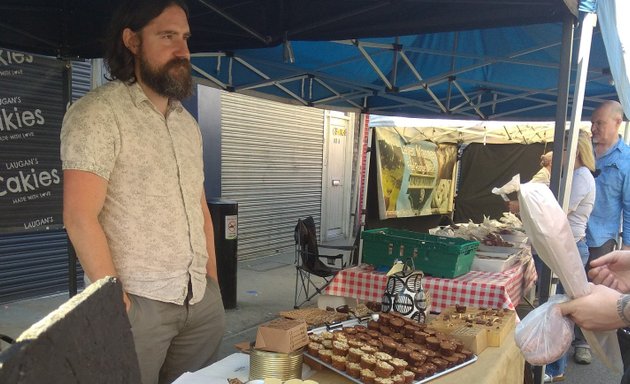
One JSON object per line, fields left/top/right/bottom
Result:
{"left": 361, "top": 228, "right": 479, "bottom": 278}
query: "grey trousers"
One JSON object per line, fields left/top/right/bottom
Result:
{"left": 127, "top": 277, "right": 226, "bottom": 384}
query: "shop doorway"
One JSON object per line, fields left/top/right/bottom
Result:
{"left": 321, "top": 111, "right": 355, "bottom": 241}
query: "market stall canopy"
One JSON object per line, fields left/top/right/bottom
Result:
{"left": 192, "top": 21, "right": 614, "bottom": 121}
{"left": 0, "top": 0, "right": 577, "bottom": 59}
{"left": 1, "top": 0, "right": 602, "bottom": 122}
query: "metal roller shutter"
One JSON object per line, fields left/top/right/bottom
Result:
{"left": 0, "top": 230, "right": 73, "bottom": 303}
{"left": 221, "top": 92, "right": 325, "bottom": 260}
{"left": 0, "top": 59, "right": 89, "bottom": 304}
{"left": 71, "top": 60, "right": 92, "bottom": 101}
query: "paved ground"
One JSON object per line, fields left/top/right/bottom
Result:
{"left": 1, "top": 250, "right": 299, "bottom": 360}
{"left": 0, "top": 249, "right": 623, "bottom": 383}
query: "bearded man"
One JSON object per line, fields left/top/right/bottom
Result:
{"left": 60, "top": 1, "right": 225, "bottom": 383}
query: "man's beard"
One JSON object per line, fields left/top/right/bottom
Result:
{"left": 138, "top": 53, "right": 193, "bottom": 101}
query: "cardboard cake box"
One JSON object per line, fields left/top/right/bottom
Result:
{"left": 254, "top": 318, "right": 309, "bottom": 354}
{"left": 428, "top": 306, "right": 516, "bottom": 354}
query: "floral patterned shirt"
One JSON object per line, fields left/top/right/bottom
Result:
{"left": 61, "top": 80, "right": 208, "bottom": 305}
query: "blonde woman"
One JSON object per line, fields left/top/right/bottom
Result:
{"left": 566, "top": 130, "right": 597, "bottom": 268}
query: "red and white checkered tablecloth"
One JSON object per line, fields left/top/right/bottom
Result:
{"left": 325, "top": 250, "right": 537, "bottom": 313}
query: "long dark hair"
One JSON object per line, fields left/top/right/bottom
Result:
{"left": 104, "top": 0, "right": 189, "bottom": 82}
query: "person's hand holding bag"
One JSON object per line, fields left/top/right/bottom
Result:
{"left": 517, "top": 182, "right": 623, "bottom": 372}
{"left": 557, "top": 283, "right": 626, "bottom": 331}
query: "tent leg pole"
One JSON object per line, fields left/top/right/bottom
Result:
{"left": 357, "top": 114, "right": 372, "bottom": 265}
{"left": 559, "top": 12, "right": 597, "bottom": 209}
{"left": 534, "top": 14, "right": 576, "bottom": 384}
{"left": 549, "top": 16, "right": 575, "bottom": 201}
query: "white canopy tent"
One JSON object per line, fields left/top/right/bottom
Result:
{"left": 369, "top": 115, "right": 591, "bottom": 145}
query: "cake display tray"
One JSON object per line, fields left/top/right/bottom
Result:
{"left": 306, "top": 319, "right": 478, "bottom": 384}
{"left": 305, "top": 351, "right": 477, "bottom": 384}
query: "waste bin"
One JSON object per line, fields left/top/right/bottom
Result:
{"left": 207, "top": 198, "right": 238, "bottom": 309}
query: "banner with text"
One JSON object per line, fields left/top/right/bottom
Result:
{"left": 0, "top": 49, "right": 65, "bottom": 233}
{"left": 375, "top": 128, "right": 457, "bottom": 219}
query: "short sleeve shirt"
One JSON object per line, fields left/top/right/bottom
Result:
{"left": 61, "top": 81, "right": 208, "bottom": 305}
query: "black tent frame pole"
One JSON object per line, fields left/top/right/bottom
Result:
{"left": 62, "top": 60, "right": 78, "bottom": 298}
{"left": 532, "top": 14, "right": 575, "bottom": 384}
{"left": 549, "top": 17, "right": 575, "bottom": 203}
{"left": 68, "top": 238, "right": 78, "bottom": 298}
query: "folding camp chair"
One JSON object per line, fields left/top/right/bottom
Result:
{"left": 0, "top": 334, "right": 14, "bottom": 351}
{"left": 293, "top": 216, "right": 356, "bottom": 308}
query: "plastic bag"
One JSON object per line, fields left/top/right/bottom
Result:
{"left": 515, "top": 294, "right": 574, "bottom": 365}
{"left": 492, "top": 174, "right": 521, "bottom": 201}
{"left": 518, "top": 182, "right": 623, "bottom": 373}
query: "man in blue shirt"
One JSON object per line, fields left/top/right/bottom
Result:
{"left": 587, "top": 100, "right": 630, "bottom": 256}
{"left": 579, "top": 100, "right": 630, "bottom": 366}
